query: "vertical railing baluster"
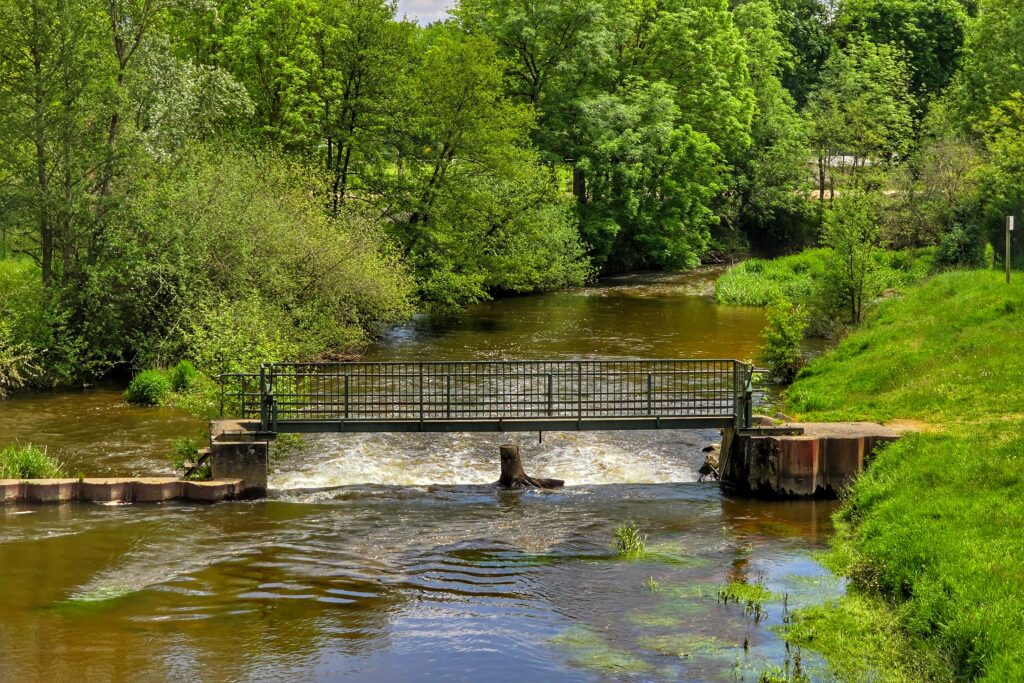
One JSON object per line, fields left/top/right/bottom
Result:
{"left": 646, "top": 372, "right": 653, "bottom": 416}
{"left": 446, "top": 374, "right": 451, "bottom": 418}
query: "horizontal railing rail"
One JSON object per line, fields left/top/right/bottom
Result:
{"left": 221, "top": 359, "right": 757, "bottom": 433}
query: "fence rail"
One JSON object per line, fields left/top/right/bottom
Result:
{"left": 220, "top": 359, "right": 755, "bottom": 433}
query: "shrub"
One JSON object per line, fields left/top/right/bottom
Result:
{"left": 125, "top": 369, "right": 172, "bottom": 406}
{"left": 935, "top": 206, "right": 988, "bottom": 269}
{"left": 0, "top": 320, "right": 36, "bottom": 398}
{"left": 168, "top": 360, "right": 198, "bottom": 392}
{"left": 760, "top": 303, "right": 808, "bottom": 384}
{"left": 0, "top": 444, "right": 64, "bottom": 479}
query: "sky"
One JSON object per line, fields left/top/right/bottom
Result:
{"left": 397, "top": 0, "right": 453, "bottom": 23}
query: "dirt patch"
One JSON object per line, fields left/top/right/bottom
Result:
{"left": 884, "top": 419, "right": 942, "bottom": 434}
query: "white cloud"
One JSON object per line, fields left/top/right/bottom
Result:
{"left": 397, "top": 0, "right": 453, "bottom": 24}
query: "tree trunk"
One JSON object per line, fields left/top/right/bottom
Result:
{"left": 495, "top": 444, "right": 564, "bottom": 489}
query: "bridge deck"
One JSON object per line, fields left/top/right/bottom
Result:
{"left": 220, "top": 359, "right": 754, "bottom": 433}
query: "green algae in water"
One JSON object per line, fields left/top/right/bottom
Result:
{"left": 637, "top": 633, "right": 732, "bottom": 660}
{"left": 551, "top": 625, "right": 652, "bottom": 674}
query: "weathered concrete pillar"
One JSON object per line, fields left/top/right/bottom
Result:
{"left": 720, "top": 423, "right": 898, "bottom": 499}
{"left": 210, "top": 441, "right": 269, "bottom": 499}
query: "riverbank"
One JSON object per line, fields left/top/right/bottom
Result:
{"left": 777, "top": 269, "right": 1024, "bottom": 680}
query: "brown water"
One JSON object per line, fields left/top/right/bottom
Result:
{"left": 0, "top": 270, "right": 841, "bottom": 682}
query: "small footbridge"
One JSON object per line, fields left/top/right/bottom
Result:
{"left": 218, "top": 359, "right": 758, "bottom": 434}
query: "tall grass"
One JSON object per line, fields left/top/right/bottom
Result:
{"left": 714, "top": 247, "right": 935, "bottom": 307}
{"left": 0, "top": 444, "right": 65, "bottom": 479}
{"left": 781, "top": 270, "right": 1024, "bottom": 680}
{"left": 613, "top": 523, "right": 646, "bottom": 556}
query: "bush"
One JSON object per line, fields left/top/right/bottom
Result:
{"left": 125, "top": 369, "right": 172, "bottom": 405}
{"left": 168, "top": 360, "right": 198, "bottom": 392}
{"left": 935, "top": 205, "right": 988, "bottom": 269}
{"left": 760, "top": 302, "right": 808, "bottom": 384}
{"left": 0, "top": 444, "right": 64, "bottom": 479}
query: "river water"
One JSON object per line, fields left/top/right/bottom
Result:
{"left": 0, "top": 270, "right": 841, "bottom": 682}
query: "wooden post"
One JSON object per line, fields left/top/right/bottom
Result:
{"left": 496, "top": 444, "right": 563, "bottom": 489}
{"left": 1007, "top": 216, "right": 1014, "bottom": 285}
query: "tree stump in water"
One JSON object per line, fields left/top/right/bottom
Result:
{"left": 496, "top": 444, "right": 564, "bottom": 489}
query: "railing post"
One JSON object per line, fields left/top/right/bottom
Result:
{"left": 418, "top": 362, "right": 425, "bottom": 430}
{"left": 646, "top": 372, "right": 653, "bottom": 416}
{"left": 259, "top": 366, "right": 268, "bottom": 431}
{"left": 576, "top": 362, "right": 583, "bottom": 426}
{"left": 546, "top": 373, "right": 553, "bottom": 416}
{"left": 446, "top": 374, "right": 451, "bottom": 418}
{"left": 733, "top": 362, "right": 744, "bottom": 429}
{"left": 344, "top": 374, "right": 349, "bottom": 420}
{"left": 744, "top": 365, "right": 754, "bottom": 429}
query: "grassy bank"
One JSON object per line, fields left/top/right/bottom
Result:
{"left": 714, "top": 248, "right": 934, "bottom": 307}
{"left": 780, "top": 270, "right": 1024, "bottom": 680}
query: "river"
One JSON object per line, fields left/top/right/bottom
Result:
{"left": 0, "top": 269, "right": 841, "bottom": 682}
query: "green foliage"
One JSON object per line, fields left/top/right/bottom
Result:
{"left": 0, "top": 320, "right": 36, "bottom": 399}
{"left": 168, "top": 361, "right": 198, "bottom": 393}
{"left": 935, "top": 205, "right": 989, "bottom": 269}
{"left": 953, "top": 0, "right": 1024, "bottom": 128}
{"left": 0, "top": 444, "right": 65, "bottom": 479}
{"left": 816, "top": 193, "right": 887, "bottom": 327}
{"left": 760, "top": 302, "right": 808, "bottom": 383}
{"left": 715, "top": 247, "right": 933, "bottom": 308}
{"left": 836, "top": 0, "right": 967, "bottom": 101}
{"left": 807, "top": 38, "right": 916, "bottom": 192}
{"left": 169, "top": 436, "right": 210, "bottom": 480}
{"left": 613, "top": 522, "right": 646, "bottom": 556}
{"left": 125, "top": 370, "right": 172, "bottom": 406}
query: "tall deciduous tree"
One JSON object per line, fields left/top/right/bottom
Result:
{"left": 837, "top": 0, "right": 967, "bottom": 101}
{"left": 731, "top": 0, "right": 813, "bottom": 250}
{"left": 806, "top": 39, "right": 915, "bottom": 202}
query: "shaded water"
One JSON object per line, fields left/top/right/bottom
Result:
{"left": 0, "top": 270, "right": 841, "bottom": 682}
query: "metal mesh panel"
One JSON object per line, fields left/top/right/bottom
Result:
{"left": 224, "top": 360, "right": 746, "bottom": 428}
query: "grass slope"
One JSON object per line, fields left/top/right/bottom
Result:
{"left": 781, "top": 270, "right": 1024, "bottom": 681}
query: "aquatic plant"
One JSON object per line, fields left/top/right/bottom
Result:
{"left": 0, "top": 444, "right": 64, "bottom": 479}
{"left": 124, "top": 369, "right": 171, "bottom": 406}
{"left": 645, "top": 576, "right": 660, "bottom": 592}
{"left": 613, "top": 522, "right": 646, "bottom": 556}
{"left": 719, "top": 578, "right": 775, "bottom": 621}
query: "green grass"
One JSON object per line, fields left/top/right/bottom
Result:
{"left": 779, "top": 269, "right": 1024, "bottom": 681}
{"left": 613, "top": 522, "right": 646, "bottom": 556}
{"left": 714, "top": 247, "right": 934, "bottom": 307}
{"left": 0, "top": 444, "right": 65, "bottom": 479}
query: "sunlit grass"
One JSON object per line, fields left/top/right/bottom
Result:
{"left": 0, "top": 444, "right": 64, "bottom": 479}
{"left": 613, "top": 522, "right": 646, "bottom": 557}
{"left": 780, "top": 270, "right": 1024, "bottom": 680}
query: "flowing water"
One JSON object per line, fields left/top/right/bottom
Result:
{"left": 0, "top": 270, "right": 841, "bottom": 682}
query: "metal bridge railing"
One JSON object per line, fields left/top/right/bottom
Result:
{"left": 221, "top": 359, "right": 756, "bottom": 432}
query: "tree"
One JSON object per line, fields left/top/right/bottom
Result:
{"left": 731, "top": 0, "right": 813, "bottom": 251}
{"left": 818, "top": 191, "right": 886, "bottom": 326}
{"left": 389, "top": 28, "right": 589, "bottom": 307}
{"left": 220, "top": 0, "right": 322, "bottom": 146}
{"left": 837, "top": 0, "right": 967, "bottom": 101}
{"left": 317, "top": 0, "right": 414, "bottom": 211}
{"left": 952, "top": 0, "right": 1024, "bottom": 128}
{"left": 575, "top": 78, "right": 723, "bottom": 271}
{"left": 456, "top": 0, "right": 613, "bottom": 160}
{"left": 806, "top": 39, "right": 916, "bottom": 204}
